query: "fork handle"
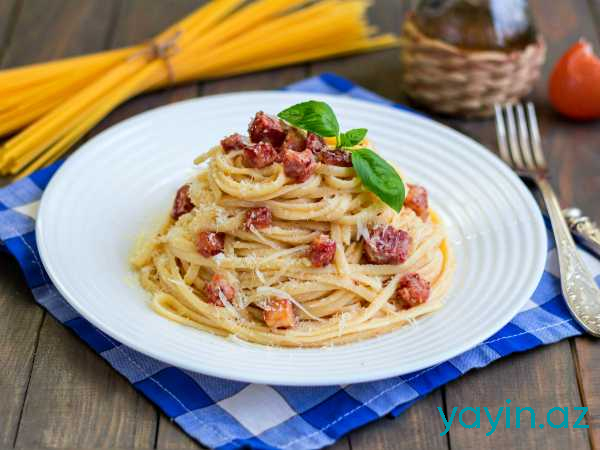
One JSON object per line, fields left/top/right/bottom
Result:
{"left": 537, "top": 177, "right": 600, "bottom": 336}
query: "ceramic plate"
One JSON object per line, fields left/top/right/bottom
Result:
{"left": 36, "top": 92, "right": 546, "bottom": 385}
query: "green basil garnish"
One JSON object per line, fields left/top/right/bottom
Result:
{"left": 278, "top": 101, "right": 405, "bottom": 212}
{"left": 278, "top": 101, "right": 340, "bottom": 138}
{"left": 351, "top": 148, "right": 405, "bottom": 212}
{"left": 340, "top": 128, "right": 367, "bottom": 148}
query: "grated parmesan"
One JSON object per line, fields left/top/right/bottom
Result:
{"left": 255, "top": 268, "right": 266, "bottom": 284}
{"left": 218, "top": 289, "right": 242, "bottom": 320}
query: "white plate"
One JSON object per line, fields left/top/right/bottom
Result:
{"left": 36, "top": 91, "right": 546, "bottom": 386}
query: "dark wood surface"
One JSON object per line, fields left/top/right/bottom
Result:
{"left": 0, "top": 0, "right": 599, "bottom": 448}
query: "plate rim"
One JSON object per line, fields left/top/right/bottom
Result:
{"left": 36, "top": 90, "right": 547, "bottom": 385}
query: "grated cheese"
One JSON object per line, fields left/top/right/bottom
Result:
{"left": 218, "top": 289, "right": 242, "bottom": 320}
{"left": 255, "top": 268, "right": 266, "bottom": 284}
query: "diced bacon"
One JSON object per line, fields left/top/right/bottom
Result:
{"left": 196, "top": 231, "right": 225, "bottom": 257}
{"left": 305, "top": 132, "right": 327, "bottom": 153}
{"left": 248, "top": 111, "right": 287, "bottom": 147}
{"left": 220, "top": 133, "right": 248, "bottom": 152}
{"left": 245, "top": 207, "right": 272, "bottom": 230}
{"left": 281, "top": 148, "right": 316, "bottom": 182}
{"left": 263, "top": 298, "right": 296, "bottom": 329}
{"left": 318, "top": 149, "right": 352, "bottom": 167}
{"left": 405, "top": 184, "right": 429, "bottom": 220}
{"left": 282, "top": 127, "right": 306, "bottom": 152}
{"left": 305, "top": 132, "right": 352, "bottom": 167}
{"left": 171, "top": 184, "right": 194, "bottom": 220}
{"left": 309, "top": 234, "right": 336, "bottom": 267}
{"left": 242, "top": 141, "right": 278, "bottom": 168}
{"left": 205, "top": 274, "right": 235, "bottom": 307}
{"left": 364, "top": 225, "right": 411, "bottom": 265}
{"left": 395, "top": 273, "right": 430, "bottom": 308}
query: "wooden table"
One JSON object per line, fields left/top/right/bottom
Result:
{"left": 1, "top": 1, "right": 599, "bottom": 448}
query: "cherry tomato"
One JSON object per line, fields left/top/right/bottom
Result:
{"left": 549, "top": 40, "right": 600, "bottom": 120}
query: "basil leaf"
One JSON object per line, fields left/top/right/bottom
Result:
{"left": 278, "top": 101, "right": 339, "bottom": 138}
{"left": 340, "top": 128, "right": 368, "bottom": 148}
{"left": 351, "top": 148, "right": 405, "bottom": 212}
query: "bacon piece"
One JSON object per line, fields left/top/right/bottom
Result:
{"left": 242, "top": 141, "right": 278, "bottom": 168}
{"left": 305, "top": 132, "right": 327, "bottom": 153}
{"left": 305, "top": 132, "right": 352, "bottom": 167}
{"left": 309, "top": 234, "right": 336, "bottom": 267}
{"left": 248, "top": 111, "right": 287, "bottom": 147}
{"left": 396, "top": 273, "right": 430, "bottom": 308}
{"left": 220, "top": 133, "right": 248, "bottom": 152}
{"left": 171, "top": 185, "right": 194, "bottom": 220}
{"left": 196, "top": 231, "right": 225, "bottom": 257}
{"left": 405, "top": 184, "right": 429, "bottom": 220}
{"left": 281, "top": 148, "right": 316, "bottom": 182}
{"left": 263, "top": 298, "right": 296, "bottom": 329}
{"left": 245, "top": 207, "right": 272, "bottom": 230}
{"left": 282, "top": 127, "right": 306, "bottom": 152}
{"left": 319, "top": 149, "right": 352, "bottom": 167}
{"left": 205, "top": 274, "right": 235, "bottom": 307}
{"left": 364, "top": 225, "right": 411, "bottom": 265}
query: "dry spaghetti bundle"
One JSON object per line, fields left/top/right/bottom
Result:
{"left": 0, "top": 0, "right": 398, "bottom": 177}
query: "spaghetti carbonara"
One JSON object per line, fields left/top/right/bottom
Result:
{"left": 131, "top": 102, "right": 454, "bottom": 347}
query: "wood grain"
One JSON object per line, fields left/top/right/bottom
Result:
{"left": 592, "top": 0, "right": 600, "bottom": 41}
{"left": 203, "top": 67, "right": 307, "bottom": 96}
{"left": 16, "top": 316, "right": 156, "bottom": 448}
{"left": 2, "top": 0, "right": 117, "bottom": 66}
{"left": 0, "top": 0, "right": 18, "bottom": 61}
{"left": 0, "top": 256, "right": 43, "bottom": 448}
{"left": 349, "top": 393, "right": 449, "bottom": 450}
{"left": 156, "top": 418, "right": 203, "bottom": 450}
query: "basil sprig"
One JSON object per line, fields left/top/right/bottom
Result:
{"left": 278, "top": 101, "right": 366, "bottom": 148}
{"left": 351, "top": 149, "right": 405, "bottom": 212}
{"left": 339, "top": 128, "right": 367, "bottom": 148}
{"left": 278, "top": 101, "right": 405, "bottom": 211}
{"left": 278, "top": 101, "right": 339, "bottom": 138}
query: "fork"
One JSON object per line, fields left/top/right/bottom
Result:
{"left": 495, "top": 102, "right": 600, "bottom": 337}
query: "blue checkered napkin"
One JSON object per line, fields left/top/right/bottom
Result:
{"left": 1, "top": 73, "right": 599, "bottom": 450}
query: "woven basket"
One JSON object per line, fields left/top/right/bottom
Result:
{"left": 400, "top": 13, "right": 547, "bottom": 118}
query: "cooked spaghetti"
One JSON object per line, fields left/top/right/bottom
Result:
{"left": 131, "top": 104, "right": 454, "bottom": 347}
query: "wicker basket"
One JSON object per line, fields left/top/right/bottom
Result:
{"left": 400, "top": 13, "right": 547, "bottom": 118}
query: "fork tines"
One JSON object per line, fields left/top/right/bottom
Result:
{"left": 494, "top": 102, "right": 547, "bottom": 173}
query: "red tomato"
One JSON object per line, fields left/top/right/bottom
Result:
{"left": 549, "top": 40, "right": 600, "bottom": 120}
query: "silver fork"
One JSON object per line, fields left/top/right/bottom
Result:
{"left": 495, "top": 102, "right": 600, "bottom": 337}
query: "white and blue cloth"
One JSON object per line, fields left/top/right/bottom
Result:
{"left": 1, "top": 73, "right": 599, "bottom": 450}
